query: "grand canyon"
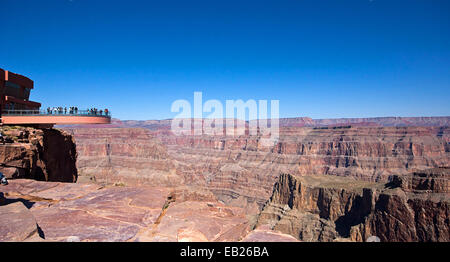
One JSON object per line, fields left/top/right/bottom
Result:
{"left": 1, "top": 116, "right": 448, "bottom": 242}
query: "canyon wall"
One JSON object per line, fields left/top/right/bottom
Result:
{"left": 1, "top": 126, "right": 274, "bottom": 242}
{"left": 66, "top": 128, "right": 180, "bottom": 186}
{"left": 1, "top": 116, "right": 447, "bottom": 242}
{"left": 67, "top": 125, "right": 449, "bottom": 212}
{"left": 100, "top": 116, "right": 450, "bottom": 130}
{"left": 0, "top": 126, "right": 77, "bottom": 182}
{"left": 159, "top": 126, "right": 448, "bottom": 210}
{"left": 256, "top": 169, "right": 449, "bottom": 242}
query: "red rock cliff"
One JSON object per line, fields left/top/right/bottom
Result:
{"left": 0, "top": 126, "right": 77, "bottom": 182}
{"left": 257, "top": 170, "right": 449, "bottom": 242}
{"left": 67, "top": 125, "right": 449, "bottom": 212}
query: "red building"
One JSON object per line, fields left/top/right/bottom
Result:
{"left": 0, "top": 68, "right": 40, "bottom": 111}
{"left": 0, "top": 68, "right": 111, "bottom": 127}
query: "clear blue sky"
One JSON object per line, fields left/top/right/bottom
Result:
{"left": 1, "top": 0, "right": 449, "bottom": 120}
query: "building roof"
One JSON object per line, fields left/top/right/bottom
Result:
{"left": 0, "top": 68, "right": 34, "bottom": 89}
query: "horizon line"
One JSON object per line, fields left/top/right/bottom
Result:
{"left": 115, "top": 115, "right": 450, "bottom": 122}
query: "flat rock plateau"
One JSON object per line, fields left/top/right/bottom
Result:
{"left": 1, "top": 117, "right": 449, "bottom": 242}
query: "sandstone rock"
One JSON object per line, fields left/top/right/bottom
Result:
{"left": 135, "top": 201, "right": 250, "bottom": 242}
{"left": 0, "top": 179, "right": 170, "bottom": 241}
{"left": 388, "top": 167, "right": 449, "bottom": 193}
{"left": 66, "top": 128, "right": 179, "bottom": 187}
{"left": 66, "top": 236, "right": 81, "bottom": 242}
{"left": 0, "top": 126, "right": 77, "bottom": 182}
{"left": 350, "top": 192, "right": 449, "bottom": 242}
{"left": 1, "top": 179, "right": 254, "bottom": 242}
{"left": 0, "top": 202, "right": 43, "bottom": 241}
{"left": 257, "top": 172, "right": 449, "bottom": 242}
{"left": 33, "top": 207, "right": 140, "bottom": 241}
{"left": 177, "top": 228, "right": 209, "bottom": 242}
{"left": 241, "top": 228, "right": 299, "bottom": 242}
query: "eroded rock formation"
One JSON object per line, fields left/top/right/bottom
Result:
{"left": 256, "top": 170, "right": 449, "bottom": 242}
{"left": 0, "top": 126, "right": 77, "bottom": 182}
{"left": 66, "top": 128, "right": 179, "bottom": 186}
{"left": 0, "top": 201, "right": 44, "bottom": 241}
{"left": 1, "top": 117, "right": 448, "bottom": 242}
{"left": 0, "top": 179, "right": 266, "bottom": 242}
{"left": 66, "top": 125, "right": 449, "bottom": 213}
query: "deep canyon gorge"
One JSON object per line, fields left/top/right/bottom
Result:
{"left": 1, "top": 117, "right": 449, "bottom": 242}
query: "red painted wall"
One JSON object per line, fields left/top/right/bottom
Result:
{"left": 4, "top": 70, "right": 34, "bottom": 89}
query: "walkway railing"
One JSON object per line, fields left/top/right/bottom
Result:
{"left": 2, "top": 109, "right": 111, "bottom": 117}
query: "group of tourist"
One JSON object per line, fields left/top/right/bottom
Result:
{"left": 47, "top": 106, "right": 79, "bottom": 114}
{"left": 88, "top": 108, "right": 109, "bottom": 116}
{"left": 46, "top": 107, "right": 109, "bottom": 116}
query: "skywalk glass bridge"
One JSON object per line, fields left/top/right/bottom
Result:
{"left": 0, "top": 109, "right": 111, "bottom": 126}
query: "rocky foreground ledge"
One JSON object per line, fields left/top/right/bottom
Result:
{"left": 0, "top": 179, "right": 296, "bottom": 242}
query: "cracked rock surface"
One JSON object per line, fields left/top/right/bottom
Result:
{"left": 1, "top": 179, "right": 285, "bottom": 242}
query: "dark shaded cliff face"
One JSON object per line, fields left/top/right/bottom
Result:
{"left": 0, "top": 126, "right": 77, "bottom": 182}
{"left": 256, "top": 169, "right": 449, "bottom": 242}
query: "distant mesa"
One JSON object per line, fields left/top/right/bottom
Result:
{"left": 0, "top": 68, "right": 111, "bottom": 128}
{"left": 71, "top": 116, "right": 449, "bottom": 131}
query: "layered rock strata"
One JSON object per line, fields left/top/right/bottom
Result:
{"left": 66, "top": 126, "right": 449, "bottom": 211}
{"left": 256, "top": 170, "right": 449, "bottom": 242}
{"left": 0, "top": 126, "right": 77, "bottom": 182}
{"left": 67, "top": 128, "right": 179, "bottom": 186}
{"left": 0, "top": 179, "right": 270, "bottom": 242}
